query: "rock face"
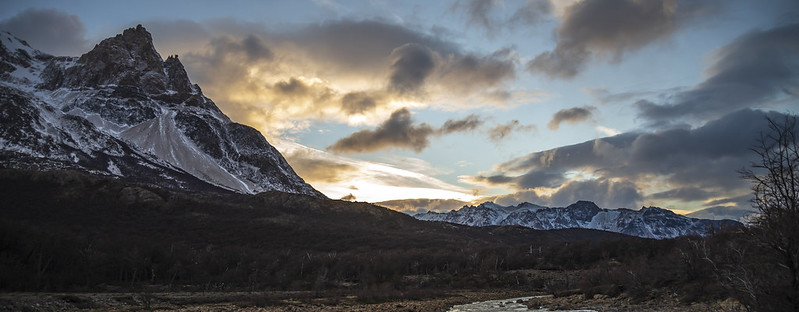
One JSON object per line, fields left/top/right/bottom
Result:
{"left": 415, "top": 201, "right": 742, "bottom": 239}
{"left": 0, "top": 26, "right": 322, "bottom": 197}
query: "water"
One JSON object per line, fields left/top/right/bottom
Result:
{"left": 447, "top": 295, "right": 598, "bottom": 312}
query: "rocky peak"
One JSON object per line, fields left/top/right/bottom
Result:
{"left": 0, "top": 31, "right": 43, "bottom": 74}
{"left": 42, "top": 25, "right": 195, "bottom": 97}
{"left": 640, "top": 206, "right": 674, "bottom": 216}
{"left": 565, "top": 201, "right": 602, "bottom": 220}
{"left": 164, "top": 54, "right": 194, "bottom": 95}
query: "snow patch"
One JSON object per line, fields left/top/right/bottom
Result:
{"left": 107, "top": 160, "right": 123, "bottom": 176}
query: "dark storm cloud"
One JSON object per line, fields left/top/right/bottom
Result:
{"left": 548, "top": 106, "right": 595, "bottom": 130}
{"left": 452, "top": 0, "right": 551, "bottom": 34}
{"left": 439, "top": 114, "right": 483, "bottom": 134}
{"left": 475, "top": 109, "right": 786, "bottom": 209}
{"left": 340, "top": 91, "right": 385, "bottom": 115}
{"left": 472, "top": 170, "right": 566, "bottom": 189}
{"left": 273, "top": 77, "right": 309, "bottom": 95}
{"left": 637, "top": 22, "right": 799, "bottom": 125}
{"left": 388, "top": 43, "right": 436, "bottom": 95}
{"left": 288, "top": 19, "right": 458, "bottom": 77}
{"left": 437, "top": 48, "right": 517, "bottom": 93}
{"left": 328, "top": 109, "right": 491, "bottom": 154}
{"left": 527, "top": 0, "right": 720, "bottom": 79}
{"left": 327, "top": 108, "right": 435, "bottom": 154}
{"left": 488, "top": 120, "right": 535, "bottom": 142}
{"left": 265, "top": 77, "right": 336, "bottom": 109}
{"left": 208, "top": 34, "right": 274, "bottom": 63}
{"left": 0, "top": 8, "right": 89, "bottom": 56}
{"left": 284, "top": 150, "right": 358, "bottom": 183}
{"left": 648, "top": 187, "right": 714, "bottom": 202}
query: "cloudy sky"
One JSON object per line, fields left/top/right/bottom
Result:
{"left": 2, "top": 0, "right": 797, "bottom": 216}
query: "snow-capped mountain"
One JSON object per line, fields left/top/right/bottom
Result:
{"left": 414, "top": 200, "right": 741, "bottom": 239}
{"left": 0, "top": 25, "right": 322, "bottom": 197}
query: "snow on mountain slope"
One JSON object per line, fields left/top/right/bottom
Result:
{"left": 415, "top": 200, "right": 741, "bottom": 239}
{"left": 0, "top": 26, "right": 322, "bottom": 197}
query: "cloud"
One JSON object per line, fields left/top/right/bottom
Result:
{"left": 439, "top": 114, "right": 483, "bottom": 134}
{"left": 509, "top": 0, "right": 553, "bottom": 27}
{"left": 0, "top": 8, "right": 89, "bottom": 56}
{"left": 277, "top": 141, "right": 476, "bottom": 203}
{"left": 451, "top": 0, "right": 552, "bottom": 34}
{"left": 488, "top": 120, "right": 535, "bottom": 142}
{"left": 468, "top": 170, "right": 566, "bottom": 189}
{"left": 686, "top": 205, "right": 755, "bottom": 221}
{"left": 284, "top": 149, "right": 358, "bottom": 183}
{"left": 328, "top": 108, "right": 490, "bottom": 154}
{"left": 548, "top": 179, "right": 642, "bottom": 208}
{"left": 139, "top": 18, "right": 524, "bottom": 134}
{"left": 388, "top": 43, "right": 436, "bottom": 95}
{"left": 547, "top": 105, "right": 595, "bottom": 130}
{"left": 327, "top": 108, "right": 435, "bottom": 153}
{"left": 456, "top": 0, "right": 499, "bottom": 34}
{"left": 648, "top": 187, "right": 714, "bottom": 202}
{"left": 637, "top": 22, "right": 799, "bottom": 125}
{"left": 467, "top": 109, "right": 786, "bottom": 211}
{"left": 285, "top": 19, "right": 458, "bottom": 79}
{"left": 340, "top": 91, "right": 385, "bottom": 115}
{"left": 436, "top": 48, "right": 517, "bottom": 94}
{"left": 376, "top": 198, "right": 469, "bottom": 214}
{"left": 527, "top": 0, "right": 720, "bottom": 79}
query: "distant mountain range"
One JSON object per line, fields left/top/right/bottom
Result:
{"left": 0, "top": 25, "right": 320, "bottom": 197}
{"left": 414, "top": 200, "right": 742, "bottom": 239}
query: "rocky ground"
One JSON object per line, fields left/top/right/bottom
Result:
{"left": 0, "top": 289, "right": 745, "bottom": 312}
{"left": 524, "top": 293, "right": 746, "bottom": 312}
{"left": 0, "top": 289, "right": 530, "bottom": 312}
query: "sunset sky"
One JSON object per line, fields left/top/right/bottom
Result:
{"left": 1, "top": 0, "right": 797, "bottom": 215}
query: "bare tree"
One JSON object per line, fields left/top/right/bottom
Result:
{"left": 740, "top": 114, "right": 799, "bottom": 311}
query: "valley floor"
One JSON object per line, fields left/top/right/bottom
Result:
{"left": 0, "top": 289, "right": 743, "bottom": 312}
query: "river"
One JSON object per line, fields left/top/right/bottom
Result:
{"left": 447, "top": 295, "right": 598, "bottom": 312}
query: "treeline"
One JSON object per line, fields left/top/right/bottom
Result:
{"left": 0, "top": 168, "right": 784, "bottom": 309}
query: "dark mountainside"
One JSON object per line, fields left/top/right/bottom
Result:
{"left": 0, "top": 25, "right": 786, "bottom": 311}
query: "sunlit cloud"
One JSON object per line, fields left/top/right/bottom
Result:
{"left": 277, "top": 141, "right": 476, "bottom": 203}
{"left": 138, "top": 18, "right": 527, "bottom": 136}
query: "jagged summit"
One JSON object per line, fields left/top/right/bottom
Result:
{"left": 415, "top": 200, "right": 742, "bottom": 239}
{"left": 0, "top": 26, "right": 323, "bottom": 198}
{"left": 42, "top": 25, "right": 195, "bottom": 98}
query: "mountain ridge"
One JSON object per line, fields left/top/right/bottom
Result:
{"left": 0, "top": 25, "right": 322, "bottom": 197}
{"left": 414, "top": 200, "right": 742, "bottom": 239}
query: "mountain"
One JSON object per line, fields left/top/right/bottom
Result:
{"left": 0, "top": 25, "right": 321, "bottom": 197}
{"left": 414, "top": 200, "right": 742, "bottom": 239}
{"left": 686, "top": 206, "right": 756, "bottom": 223}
